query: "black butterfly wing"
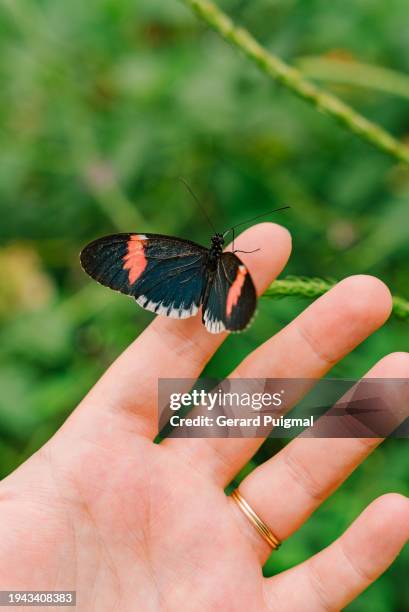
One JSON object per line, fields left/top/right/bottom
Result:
{"left": 80, "top": 233, "right": 208, "bottom": 319}
{"left": 202, "top": 252, "right": 257, "bottom": 333}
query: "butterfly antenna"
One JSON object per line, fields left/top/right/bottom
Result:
{"left": 223, "top": 205, "right": 290, "bottom": 236}
{"left": 179, "top": 177, "right": 217, "bottom": 234}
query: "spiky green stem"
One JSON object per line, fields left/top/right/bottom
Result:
{"left": 264, "top": 276, "right": 409, "bottom": 321}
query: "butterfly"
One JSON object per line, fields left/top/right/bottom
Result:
{"left": 80, "top": 231, "right": 257, "bottom": 334}
{"left": 80, "top": 182, "right": 288, "bottom": 334}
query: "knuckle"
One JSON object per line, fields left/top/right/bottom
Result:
{"left": 340, "top": 539, "right": 373, "bottom": 583}
{"left": 295, "top": 323, "right": 336, "bottom": 367}
{"left": 283, "top": 449, "right": 324, "bottom": 502}
{"left": 308, "top": 559, "right": 336, "bottom": 612}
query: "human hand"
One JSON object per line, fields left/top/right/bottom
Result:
{"left": 0, "top": 223, "right": 408, "bottom": 611}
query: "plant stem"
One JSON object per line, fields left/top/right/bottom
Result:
{"left": 264, "top": 276, "right": 409, "bottom": 321}
{"left": 182, "top": 0, "right": 409, "bottom": 165}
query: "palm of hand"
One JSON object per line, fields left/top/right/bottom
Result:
{"left": 1, "top": 433, "right": 266, "bottom": 611}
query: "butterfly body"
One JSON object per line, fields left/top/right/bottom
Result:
{"left": 80, "top": 231, "right": 257, "bottom": 334}
{"left": 201, "top": 233, "right": 224, "bottom": 299}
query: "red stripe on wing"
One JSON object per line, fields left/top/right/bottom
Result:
{"left": 226, "top": 264, "right": 247, "bottom": 316}
{"left": 123, "top": 234, "right": 148, "bottom": 284}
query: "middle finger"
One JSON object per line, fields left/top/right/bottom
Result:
{"left": 164, "top": 275, "right": 392, "bottom": 481}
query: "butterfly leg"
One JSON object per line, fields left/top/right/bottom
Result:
{"left": 233, "top": 247, "right": 261, "bottom": 254}
{"left": 231, "top": 227, "right": 260, "bottom": 254}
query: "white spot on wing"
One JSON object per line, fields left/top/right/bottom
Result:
{"left": 203, "top": 308, "right": 226, "bottom": 334}
{"left": 135, "top": 295, "right": 199, "bottom": 319}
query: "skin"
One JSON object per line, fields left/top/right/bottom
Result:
{"left": 0, "top": 222, "right": 408, "bottom": 611}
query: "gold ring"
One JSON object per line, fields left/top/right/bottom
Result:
{"left": 231, "top": 488, "right": 281, "bottom": 551}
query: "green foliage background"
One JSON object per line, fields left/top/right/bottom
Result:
{"left": 0, "top": 0, "right": 408, "bottom": 608}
